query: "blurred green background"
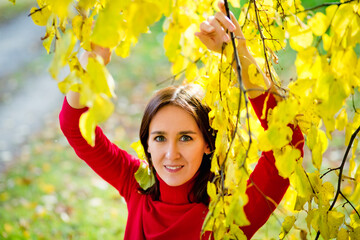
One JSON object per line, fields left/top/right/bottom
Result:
{"left": 0, "top": 0, "right": 347, "bottom": 239}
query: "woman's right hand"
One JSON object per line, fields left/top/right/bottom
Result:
{"left": 195, "top": 1, "right": 246, "bottom": 53}
{"left": 67, "top": 43, "right": 111, "bottom": 109}
{"left": 89, "top": 42, "right": 112, "bottom": 65}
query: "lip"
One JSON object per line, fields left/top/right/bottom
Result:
{"left": 164, "top": 165, "right": 184, "bottom": 173}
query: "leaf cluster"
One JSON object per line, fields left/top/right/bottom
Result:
{"left": 26, "top": 0, "right": 360, "bottom": 239}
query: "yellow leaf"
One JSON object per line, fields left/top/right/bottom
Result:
{"left": 185, "top": 62, "right": 199, "bottom": 81}
{"left": 40, "top": 183, "right": 55, "bottom": 194}
{"left": 311, "top": 128, "right": 328, "bottom": 170}
{"left": 4, "top": 223, "right": 13, "bottom": 233}
{"left": 258, "top": 125, "right": 293, "bottom": 151}
{"left": 289, "top": 160, "right": 312, "bottom": 199}
{"left": 91, "top": 2, "right": 126, "bottom": 48}
{"left": 164, "top": 27, "right": 181, "bottom": 62}
{"left": 308, "top": 12, "right": 329, "bottom": 36}
{"left": 72, "top": 15, "right": 84, "bottom": 40}
{"left": 337, "top": 228, "right": 349, "bottom": 240}
{"left": 127, "top": 2, "right": 162, "bottom": 38}
{"left": 279, "top": 216, "right": 296, "bottom": 239}
{"left": 328, "top": 210, "right": 345, "bottom": 238}
{"left": 228, "top": 191, "right": 250, "bottom": 227}
{"left": 335, "top": 108, "right": 347, "bottom": 131}
{"left": 322, "top": 33, "right": 332, "bottom": 52}
{"left": 30, "top": 6, "right": 51, "bottom": 26}
{"left": 332, "top": 4, "right": 353, "bottom": 37}
{"left": 86, "top": 57, "right": 116, "bottom": 97}
{"left": 131, "top": 140, "right": 146, "bottom": 160}
{"left": 79, "top": 110, "right": 96, "bottom": 146}
{"left": 207, "top": 182, "right": 217, "bottom": 200}
{"left": 268, "top": 98, "right": 299, "bottom": 126}
{"left": 289, "top": 26, "right": 313, "bottom": 51}
{"left": 229, "top": 0, "right": 240, "bottom": 8}
{"left": 325, "top": 5, "right": 338, "bottom": 20}
{"left": 78, "top": 0, "right": 97, "bottom": 10}
{"left": 248, "top": 64, "right": 266, "bottom": 88}
{"left": 47, "top": 0, "right": 72, "bottom": 19}
{"left": 274, "top": 145, "right": 301, "bottom": 178}
{"left": 115, "top": 39, "right": 133, "bottom": 58}
{"left": 42, "top": 23, "right": 56, "bottom": 54}
{"left": 49, "top": 30, "right": 77, "bottom": 79}
{"left": 79, "top": 94, "right": 114, "bottom": 146}
{"left": 0, "top": 192, "right": 9, "bottom": 201}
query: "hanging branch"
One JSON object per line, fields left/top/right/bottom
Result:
{"left": 252, "top": 0, "right": 274, "bottom": 84}
{"left": 315, "top": 124, "right": 360, "bottom": 240}
{"left": 223, "top": 0, "right": 252, "bottom": 162}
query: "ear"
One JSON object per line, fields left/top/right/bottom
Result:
{"left": 204, "top": 144, "right": 211, "bottom": 155}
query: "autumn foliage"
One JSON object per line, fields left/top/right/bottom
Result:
{"left": 26, "top": 0, "right": 360, "bottom": 239}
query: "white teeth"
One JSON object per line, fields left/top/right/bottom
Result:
{"left": 165, "top": 166, "right": 183, "bottom": 170}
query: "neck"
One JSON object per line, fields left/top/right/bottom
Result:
{"left": 157, "top": 173, "right": 198, "bottom": 205}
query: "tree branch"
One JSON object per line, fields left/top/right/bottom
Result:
{"left": 340, "top": 191, "right": 360, "bottom": 219}
{"left": 315, "top": 124, "right": 360, "bottom": 239}
{"left": 253, "top": 0, "right": 275, "bottom": 84}
{"left": 295, "top": 0, "right": 356, "bottom": 15}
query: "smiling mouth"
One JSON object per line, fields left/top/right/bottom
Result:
{"left": 164, "top": 165, "right": 184, "bottom": 172}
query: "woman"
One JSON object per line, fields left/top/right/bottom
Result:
{"left": 60, "top": 1, "right": 304, "bottom": 239}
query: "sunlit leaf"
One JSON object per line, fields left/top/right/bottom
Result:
{"left": 134, "top": 160, "right": 155, "bottom": 190}
{"left": 30, "top": 6, "right": 51, "bottom": 26}
{"left": 279, "top": 216, "right": 296, "bottom": 239}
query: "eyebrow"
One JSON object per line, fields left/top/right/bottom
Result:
{"left": 150, "top": 130, "right": 198, "bottom": 135}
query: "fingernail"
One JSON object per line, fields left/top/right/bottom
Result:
{"left": 223, "top": 34, "right": 230, "bottom": 42}
{"left": 229, "top": 24, "right": 236, "bottom": 31}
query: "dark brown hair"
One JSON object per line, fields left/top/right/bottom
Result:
{"left": 139, "top": 84, "right": 216, "bottom": 205}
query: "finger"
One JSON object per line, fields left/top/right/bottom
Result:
{"left": 214, "top": 11, "right": 236, "bottom": 32}
{"left": 207, "top": 15, "right": 231, "bottom": 43}
{"left": 218, "top": 0, "right": 226, "bottom": 14}
{"left": 199, "top": 21, "right": 215, "bottom": 33}
{"left": 194, "top": 32, "right": 218, "bottom": 52}
{"left": 217, "top": 0, "right": 244, "bottom": 37}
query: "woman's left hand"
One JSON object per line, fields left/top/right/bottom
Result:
{"left": 195, "top": 0, "right": 246, "bottom": 53}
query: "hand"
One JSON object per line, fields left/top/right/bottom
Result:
{"left": 90, "top": 42, "right": 112, "bottom": 65}
{"left": 195, "top": 1, "right": 246, "bottom": 53}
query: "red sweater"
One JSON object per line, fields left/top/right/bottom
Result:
{"left": 59, "top": 93, "right": 304, "bottom": 239}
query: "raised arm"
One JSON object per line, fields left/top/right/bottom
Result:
{"left": 60, "top": 44, "right": 140, "bottom": 201}
{"left": 196, "top": 2, "right": 304, "bottom": 238}
{"left": 195, "top": 1, "right": 274, "bottom": 99}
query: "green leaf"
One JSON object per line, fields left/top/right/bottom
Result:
{"left": 134, "top": 160, "right": 155, "bottom": 190}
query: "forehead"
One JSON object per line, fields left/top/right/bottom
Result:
{"left": 149, "top": 104, "right": 200, "bottom": 131}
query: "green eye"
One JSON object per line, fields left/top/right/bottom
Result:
{"left": 180, "top": 135, "right": 192, "bottom": 142}
{"left": 154, "top": 136, "right": 165, "bottom": 142}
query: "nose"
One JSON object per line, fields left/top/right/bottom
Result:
{"left": 165, "top": 141, "right": 181, "bottom": 160}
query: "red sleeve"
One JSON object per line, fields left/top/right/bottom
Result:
{"left": 59, "top": 97, "right": 140, "bottom": 202}
{"left": 240, "top": 92, "right": 304, "bottom": 239}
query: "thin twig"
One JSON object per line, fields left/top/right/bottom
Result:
{"left": 315, "top": 124, "right": 360, "bottom": 240}
{"left": 28, "top": 5, "right": 47, "bottom": 17}
{"left": 253, "top": 0, "right": 274, "bottom": 84}
{"left": 320, "top": 167, "right": 340, "bottom": 179}
{"left": 340, "top": 191, "right": 360, "bottom": 218}
{"left": 295, "top": 0, "right": 355, "bottom": 15}
{"left": 156, "top": 57, "right": 202, "bottom": 86}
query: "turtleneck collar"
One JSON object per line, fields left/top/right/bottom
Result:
{"left": 157, "top": 172, "right": 199, "bottom": 205}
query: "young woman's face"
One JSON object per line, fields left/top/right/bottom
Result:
{"left": 147, "top": 105, "right": 210, "bottom": 187}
